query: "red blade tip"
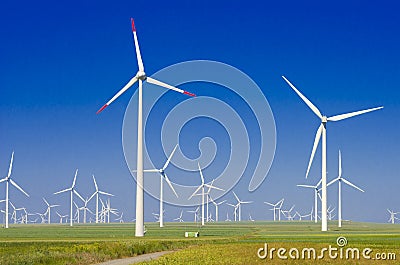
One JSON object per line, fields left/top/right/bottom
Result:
{"left": 96, "top": 104, "right": 108, "bottom": 114}
{"left": 131, "top": 18, "right": 136, "bottom": 32}
{"left": 184, "top": 91, "right": 196, "bottom": 97}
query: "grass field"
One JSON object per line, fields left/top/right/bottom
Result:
{"left": 0, "top": 221, "right": 399, "bottom": 264}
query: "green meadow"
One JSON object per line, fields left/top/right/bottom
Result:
{"left": 0, "top": 221, "right": 399, "bottom": 264}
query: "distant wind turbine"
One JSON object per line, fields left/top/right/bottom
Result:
{"left": 232, "top": 191, "right": 252, "bottom": 222}
{"left": 189, "top": 163, "right": 224, "bottom": 226}
{"left": 282, "top": 75, "right": 383, "bottom": 231}
{"left": 54, "top": 169, "right": 84, "bottom": 226}
{"left": 43, "top": 197, "right": 59, "bottom": 224}
{"left": 141, "top": 144, "right": 179, "bottom": 228}
{"left": 297, "top": 179, "right": 322, "bottom": 223}
{"left": 88, "top": 175, "right": 114, "bottom": 224}
{"left": 264, "top": 198, "right": 284, "bottom": 221}
{"left": 327, "top": 150, "right": 364, "bottom": 227}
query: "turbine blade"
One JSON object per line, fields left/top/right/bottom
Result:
{"left": 163, "top": 173, "right": 179, "bottom": 198}
{"left": 99, "top": 191, "right": 114, "bottom": 196}
{"left": 232, "top": 191, "right": 240, "bottom": 202}
{"left": 327, "top": 106, "right": 383, "bottom": 122}
{"left": 72, "top": 169, "right": 78, "bottom": 188}
{"left": 264, "top": 202, "right": 274, "bottom": 206}
{"left": 162, "top": 144, "right": 178, "bottom": 171}
{"left": 146, "top": 77, "right": 196, "bottom": 97}
{"left": 316, "top": 178, "right": 322, "bottom": 187}
{"left": 96, "top": 76, "right": 139, "bottom": 114}
{"left": 341, "top": 178, "right": 365, "bottom": 192}
{"left": 92, "top": 175, "right": 98, "bottom": 191}
{"left": 43, "top": 197, "right": 49, "bottom": 206}
{"left": 7, "top": 151, "right": 14, "bottom": 179}
{"left": 282, "top": 76, "right": 322, "bottom": 119}
{"left": 188, "top": 185, "right": 202, "bottom": 200}
{"left": 131, "top": 18, "right": 144, "bottom": 72}
{"left": 88, "top": 192, "right": 96, "bottom": 202}
{"left": 74, "top": 190, "right": 85, "bottom": 202}
{"left": 306, "top": 124, "right": 323, "bottom": 179}
{"left": 297, "top": 184, "right": 315, "bottom": 189}
{"left": 54, "top": 188, "right": 71, "bottom": 195}
{"left": 327, "top": 177, "right": 339, "bottom": 187}
{"left": 10, "top": 179, "right": 29, "bottom": 197}
{"left": 143, "top": 169, "right": 160, "bottom": 173}
{"left": 198, "top": 163, "right": 205, "bottom": 185}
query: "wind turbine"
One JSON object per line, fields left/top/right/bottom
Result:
{"left": 187, "top": 207, "right": 199, "bottom": 223}
{"left": 297, "top": 179, "right": 322, "bottom": 223}
{"left": 173, "top": 210, "right": 184, "bottom": 222}
{"left": 387, "top": 209, "right": 399, "bottom": 224}
{"left": 96, "top": 19, "right": 195, "bottom": 237}
{"left": 281, "top": 205, "right": 295, "bottom": 221}
{"left": 56, "top": 212, "right": 68, "bottom": 224}
{"left": 226, "top": 203, "right": 238, "bottom": 222}
{"left": 189, "top": 163, "right": 224, "bottom": 226}
{"left": 53, "top": 169, "right": 84, "bottom": 227}
{"left": 43, "top": 197, "right": 59, "bottom": 224}
{"left": 264, "top": 198, "right": 284, "bottom": 221}
{"left": 209, "top": 197, "right": 226, "bottom": 222}
{"left": 232, "top": 191, "right": 252, "bottom": 222}
{"left": 0, "top": 152, "right": 29, "bottom": 228}
{"left": 282, "top": 76, "right": 383, "bottom": 231}
{"left": 141, "top": 144, "right": 179, "bottom": 228}
{"left": 88, "top": 175, "right": 114, "bottom": 224}
{"left": 327, "top": 150, "right": 364, "bottom": 227}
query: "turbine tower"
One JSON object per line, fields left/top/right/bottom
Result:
{"left": 141, "top": 145, "right": 179, "bottom": 227}
{"left": 327, "top": 150, "right": 364, "bottom": 227}
{"left": 0, "top": 152, "right": 30, "bottom": 228}
{"left": 54, "top": 169, "right": 84, "bottom": 227}
{"left": 96, "top": 19, "right": 195, "bottom": 237}
{"left": 282, "top": 76, "right": 383, "bottom": 231}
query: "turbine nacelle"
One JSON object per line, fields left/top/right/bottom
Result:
{"left": 136, "top": 70, "right": 146, "bottom": 80}
{"left": 321, "top": 116, "right": 327, "bottom": 123}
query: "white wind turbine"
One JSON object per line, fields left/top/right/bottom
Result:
{"left": 96, "top": 19, "right": 195, "bottom": 237}
{"left": 173, "top": 210, "right": 184, "bottom": 222}
{"left": 187, "top": 207, "right": 199, "bottom": 223}
{"left": 89, "top": 175, "right": 114, "bottom": 224}
{"left": 56, "top": 212, "right": 68, "bottom": 224}
{"left": 282, "top": 76, "right": 383, "bottom": 231}
{"left": 209, "top": 197, "right": 226, "bottom": 222}
{"left": 327, "top": 150, "right": 364, "bottom": 227}
{"left": 281, "top": 205, "right": 295, "bottom": 221}
{"left": 264, "top": 198, "right": 284, "bottom": 221}
{"left": 189, "top": 163, "right": 224, "bottom": 226}
{"left": 141, "top": 144, "right": 179, "bottom": 228}
{"left": 387, "top": 209, "right": 399, "bottom": 224}
{"left": 0, "top": 152, "right": 29, "bottom": 228}
{"left": 297, "top": 179, "right": 322, "bottom": 223}
{"left": 226, "top": 203, "right": 238, "bottom": 221}
{"left": 232, "top": 191, "right": 252, "bottom": 222}
{"left": 54, "top": 169, "right": 84, "bottom": 227}
{"left": 43, "top": 197, "right": 59, "bottom": 224}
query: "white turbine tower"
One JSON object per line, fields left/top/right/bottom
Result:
{"left": 43, "top": 197, "right": 59, "bottom": 224}
{"left": 53, "top": 169, "right": 84, "bottom": 227}
{"left": 96, "top": 19, "right": 195, "bottom": 237}
{"left": 282, "top": 76, "right": 383, "bottom": 231}
{"left": 141, "top": 144, "right": 179, "bottom": 228}
{"left": 327, "top": 150, "right": 364, "bottom": 228}
{"left": 88, "top": 175, "right": 114, "bottom": 224}
{"left": 264, "top": 198, "right": 284, "bottom": 221}
{"left": 297, "top": 179, "right": 322, "bottom": 223}
{"left": 0, "top": 152, "right": 29, "bottom": 228}
{"left": 232, "top": 191, "right": 252, "bottom": 222}
{"left": 189, "top": 163, "right": 223, "bottom": 226}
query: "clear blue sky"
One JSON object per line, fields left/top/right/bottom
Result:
{"left": 1, "top": 0, "right": 399, "bottom": 224}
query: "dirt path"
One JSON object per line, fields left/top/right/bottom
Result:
{"left": 95, "top": 250, "right": 174, "bottom": 265}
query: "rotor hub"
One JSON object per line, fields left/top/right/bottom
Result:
{"left": 136, "top": 71, "right": 146, "bottom": 80}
